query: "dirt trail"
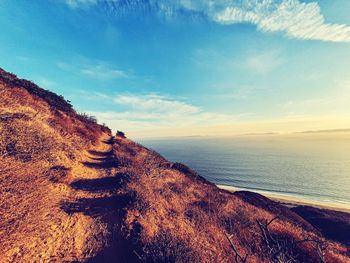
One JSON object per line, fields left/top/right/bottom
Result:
{"left": 1, "top": 134, "right": 134, "bottom": 262}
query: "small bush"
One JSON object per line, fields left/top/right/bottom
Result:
{"left": 0, "top": 121, "right": 54, "bottom": 162}
{"left": 171, "top": 162, "right": 213, "bottom": 185}
{"left": 139, "top": 232, "right": 200, "bottom": 263}
{"left": 77, "top": 113, "right": 97, "bottom": 124}
{"left": 116, "top": 130, "right": 126, "bottom": 138}
{"left": 46, "top": 165, "right": 71, "bottom": 183}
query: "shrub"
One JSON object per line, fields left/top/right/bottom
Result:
{"left": 45, "top": 165, "right": 71, "bottom": 183}
{"left": 116, "top": 130, "right": 126, "bottom": 138}
{"left": 138, "top": 231, "right": 200, "bottom": 263}
{"left": 77, "top": 113, "right": 98, "bottom": 124}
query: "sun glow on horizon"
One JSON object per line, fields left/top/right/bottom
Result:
{"left": 108, "top": 114, "right": 350, "bottom": 139}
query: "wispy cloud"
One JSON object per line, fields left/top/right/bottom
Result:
{"left": 65, "top": 0, "right": 96, "bottom": 9}
{"left": 80, "top": 65, "right": 128, "bottom": 80}
{"left": 84, "top": 91, "right": 350, "bottom": 138}
{"left": 214, "top": 0, "right": 350, "bottom": 42}
{"left": 57, "top": 61, "right": 129, "bottom": 80}
{"left": 114, "top": 94, "right": 199, "bottom": 114}
{"left": 65, "top": 0, "right": 350, "bottom": 43}
{"left": 89, "top": 93, "right": 243, "bottom": 132}
{"left": 37, "top": 78, "right": 57, "bottom": 89}
{"left": 244, "top": 51, "right": 282, "bottom": 75}
{"left": 280, "top": 80, "right": 350, "bottom": 114}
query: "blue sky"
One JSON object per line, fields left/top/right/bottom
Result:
{"left": 1, "top": 0, "right": 350, "bottom": 138}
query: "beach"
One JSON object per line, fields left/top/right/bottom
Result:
{"left": 217, "top": 184, "right": 350, "bottom": 213}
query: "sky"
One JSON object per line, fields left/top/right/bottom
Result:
{"left": 1, "top": 0, "right": 350, "bottom": 138}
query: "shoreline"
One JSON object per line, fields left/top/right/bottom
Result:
{"left": 217, "top": 184, "right": 350, "bottom": 213}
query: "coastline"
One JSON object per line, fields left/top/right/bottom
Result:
{"left": 217, "top": 184, "right": 350, "bottom": 213}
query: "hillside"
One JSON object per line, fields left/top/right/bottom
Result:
{"left": 0, "top": 67, "right": 349, "bottom": 262}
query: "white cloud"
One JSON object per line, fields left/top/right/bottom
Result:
{"left": 86, "top": 91, "right": 350, "bottom": 138}
{"left": 37, "top": 78, "right": 56, "bottom": 89}
{"left": 89, "top": 93, "right": 241, "bottom": 132}
{"left": 280, "top": 80, "right": 350, "bottom": 114}
{"left": 65, "top": 0, "right": 97, "bottom": 9}
{"left": 81, "top": 65, "right": 128, "bottom": 80}
{"left": 244, "top": 51, "right": 282, "bottom": 74}
{"left": 57, "top": 61, "right": 128, "bottom": 80}
{"left": 214, "top": 0, "right": 350, "bottom": 42}
{"left": 65, "top": 0, "right": 350, "bottom": 43}
{"left": 57, "top": 62, "right": 72, "bottom": 71}
{"left": 114, "top": 94, "right": 199, "bottom": 114}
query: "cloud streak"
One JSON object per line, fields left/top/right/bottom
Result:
{"left": 114, "top": 94, "right": 199, "bottom": 114}
{"left": 66, "top": 0, "right": 350, "bottom": 42}
{"left": 244, "top": 50, "right": 282, "bottom": 75}
{"left": 280, "top": 80, "right": 350, "bottom": 114}
{"left": 57, "top": 61, "right": 129, "bottom": 80}
{"left": 89, "top": 93, "right": 242, "bottom": 132}
{"left": 66, "top": 0, "right": 96, "bottom": 9}
{"left": 214, "top": 0, "right": 350, "bottom": 42}
{"left": 85, "top": 91, "right": 350, "bottom": 138}
{"left": 80, "top": 65, "right": 128, "bottom": 80}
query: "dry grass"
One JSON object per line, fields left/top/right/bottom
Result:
{"left": 113, "top": 138, "right": 350, "bottom": 263}
{"left": 0, "top": 68, "right": 115, "bottom": 262}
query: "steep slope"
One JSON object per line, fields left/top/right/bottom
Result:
{"left": 0, "top": 68, "right": 349, "bottom": 263}
{"left": 0, "top": 68, "right": 124, "bottom": 262}
{"left": 110, "top": 138, "right": 349, "bottom": 262}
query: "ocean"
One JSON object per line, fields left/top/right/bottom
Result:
{"left": 140, "top": 135, "right": 350, "bottom": 208}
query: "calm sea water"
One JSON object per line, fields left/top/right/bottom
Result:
{"left": 140, "top": 135, "right": 350, "bottom": 207}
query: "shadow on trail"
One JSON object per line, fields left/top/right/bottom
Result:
{"left": 102, "top": 137, "right": 114, "bottom": 145}
{"left": 61, "top": 195, "right": 127, "bottom": 219}
{"left": 82, "top": 160, "right": 119, "bottom": 169}
{"left": 62, "top": 137, "right": 139, "bottom": 262}
{"left": 61, "top": 174, "right": 139, "bottom": 263}
{"left": 82, "top": 149, "right": 118, "bottom": 169}
{"left": 89, "top": 157, "right": 111, "bottom": 161}
{"left": 88, "top": 150, "right": 114, "bottom": 157}
{"left": 70, "top": 175, "right": 126, "bottom": 193}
